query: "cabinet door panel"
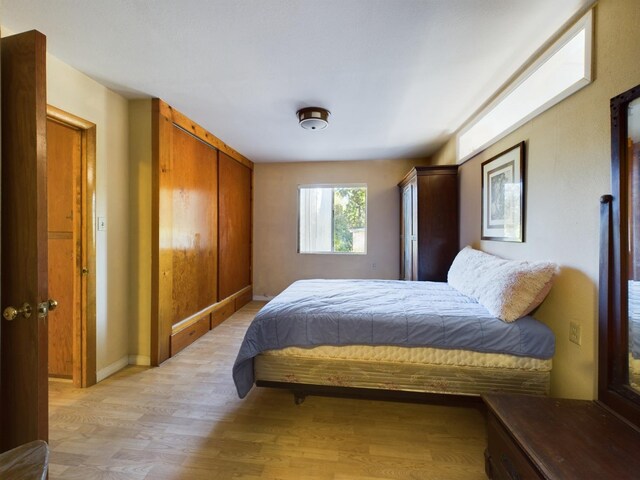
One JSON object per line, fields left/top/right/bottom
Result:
{"left": 169, "top": 125, "right": 218, "bottom": 325}
{"left": 417, "top": 174, "right": 458, "bottom": 281}
{"left": 218, "top": 152, "right": 252, "bottom": 300}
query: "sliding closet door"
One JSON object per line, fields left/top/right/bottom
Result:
{"left": 151, "top": 98, "right": 253, "bottom": 365}
{"left": 218, "top": 152, "right": 252, "bottom": 301}
{"left": 153, "top": 106, "right": 218, "bottom": 364}
{"left": 170, "top": 127, "right": 218, "bottom": 322}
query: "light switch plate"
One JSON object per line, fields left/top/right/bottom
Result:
{"left": 97, "top": 217, "right": 106, "bottom": 231}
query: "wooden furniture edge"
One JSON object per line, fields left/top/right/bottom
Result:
{"left": 398, "top": 164, "right": 458, "bottom": 187}
{"left": 482, "top": 394, "right": 551, "bottom": 477}
{"left": 256, "top": 380, "right": 485, "bottom": 408}
{"left": 46, "top": 105, "right": 95, "bottom": 130}
{"left": 483, "top": 393, "right": 640, "bottom": 479}
{"left": 82, "top": 123, "right": 98, "bottom": 387}
{"left": 150, "top": 100, "right": 167, "bottom": 365}
{"left": 171, "top": 285, "right": 253, "bottom": 336}
{"left": 169, "top": 285, "right": 253, "bottom": 357}
{"left": 170, "top": 316, "right": 209, "bottom": 357}
{"left": 171, "top": 305, "right": 217, "bottom": 336}
{"left": 154, "top": 98, "right": 254, "bottom": 170}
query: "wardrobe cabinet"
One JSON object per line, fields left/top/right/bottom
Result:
{"left": 146, "top": 99, "right": 253, "bottom": 365}
{"left": 398, "top": 166, "right": 458, "bottom": 282}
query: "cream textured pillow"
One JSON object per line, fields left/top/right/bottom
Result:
{"left": 447, "top": 246, "right": 557, "bottom": 322}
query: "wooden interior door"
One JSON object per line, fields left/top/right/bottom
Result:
{"left": 0, "top": 30, "right": 49, "bottom": 451}
{"left": 47, "top": 119, "right": 81, "bottom": 379}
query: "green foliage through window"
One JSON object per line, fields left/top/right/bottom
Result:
{"left": 333, "top": 188, "right": 366, "bottom": 252}
{"left": 298, "top": 185, "right": 367, "bottom": 254}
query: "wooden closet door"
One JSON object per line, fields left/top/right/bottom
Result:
{"left": 169, "top": 126, "right": 218, "bottom": 325}
{"left": 218, "top": 152, "right": 252, "bottom": 301}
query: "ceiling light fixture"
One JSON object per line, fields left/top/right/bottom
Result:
{"left": 297, "top": 107, "right": 330, "bottom": 130}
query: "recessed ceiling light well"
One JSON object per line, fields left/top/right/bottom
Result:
{"left": 297, "top": 107, "right": 330, "bottom": 130}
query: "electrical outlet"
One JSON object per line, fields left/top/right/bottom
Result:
{"left": 371, "top": 263, "right": 377, "bottom": 270}
{"left": 97, "top": 217, "right": 106, "bottom": 231}
{"left": 569, "top": 321, "right": 582, "bottom": 346}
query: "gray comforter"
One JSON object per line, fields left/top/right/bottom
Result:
{"left": 233, "top": 279, "right": 555, "bottom": 398}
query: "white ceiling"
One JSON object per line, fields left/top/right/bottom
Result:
{"left": 2, "top": 0, "right": 591, "bottom": 163}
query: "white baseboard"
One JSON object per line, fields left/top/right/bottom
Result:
{"left": 253, "top": 295, "right": 275, "bottom": 301}
{"left": 96, "top": 355, "right": 129, "bottom": 383}
{"left": 128, "top": 355, "right": 151, "bottom": 366}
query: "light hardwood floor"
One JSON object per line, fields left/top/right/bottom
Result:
{"left": 49, "top": 302, "right": 487, "bottom": 479}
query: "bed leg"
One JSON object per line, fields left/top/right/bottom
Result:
{"left": 293, "top": 392, "right": 306, "bottom": 405}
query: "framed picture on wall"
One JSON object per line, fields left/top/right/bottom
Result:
{"left": 481, "top": 142, "right": 525, "bottom": 242}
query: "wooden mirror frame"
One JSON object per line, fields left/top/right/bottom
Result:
{"left": 599, "top": 82, "right": 640, "bottom": 426}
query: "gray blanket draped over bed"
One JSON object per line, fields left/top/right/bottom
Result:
{"left": 232, "top": 279, "right": 555, "bottom": 398}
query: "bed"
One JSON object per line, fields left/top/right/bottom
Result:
{"left": 233, "top": 276, "right": 555, "bottom": 402}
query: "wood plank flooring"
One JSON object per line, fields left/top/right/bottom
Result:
{"left": 49, "top": 302, "right": 487, "bottom": 479}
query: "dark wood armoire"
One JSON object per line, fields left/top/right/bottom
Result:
{"left": 398, "top": 166, "right": 458, "bottom": 282}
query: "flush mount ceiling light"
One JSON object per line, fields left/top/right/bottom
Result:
{"left": 297, "top": 107, "right": 330, "bottom": 130}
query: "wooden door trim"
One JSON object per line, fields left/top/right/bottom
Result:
{"left": 46, "top": 105, "right": 96, "bottom": 388}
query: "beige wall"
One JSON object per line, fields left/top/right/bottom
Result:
{"left": 47, "top": 54, "right": 131, "bottom": 376}
{"left": 128, "top": 100, "right": 152, "bottom": 363}
{"left": 253, "top": 159, "right": 423, "bottom": 298}
{"left": 430, "top": 0, "right": 640, "bottom": 399}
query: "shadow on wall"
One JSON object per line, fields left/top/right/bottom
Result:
{"left": 535, "top": 266, "right": 598, "bottom": 398}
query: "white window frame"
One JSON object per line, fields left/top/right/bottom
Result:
{"left": 457, "top": 9, "right": 593, "bottom": 164}
{"left": 297, "top": 183, "right": 368, "bottom": 255}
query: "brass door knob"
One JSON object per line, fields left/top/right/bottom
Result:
{"left": 37, "top": 299, "right": 59, "bottom": 318}
{"left": 2, "top": 303, "right": 32, "bottom": 321}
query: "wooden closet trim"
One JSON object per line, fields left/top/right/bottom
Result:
{"left": 155, "top": 99, "right": 253, "bottom": 170}
{"left": 46, "top": 105, "right": 97, "bottom": 387}
{"left": 151, "top": 100, "right": 173, "bottom": 365}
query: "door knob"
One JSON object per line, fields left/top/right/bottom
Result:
{"left": 37, "top": 299, "right": 59, "bottom": 318}
{"left": 3, "top": 303, "right": 32, "bottom": 321}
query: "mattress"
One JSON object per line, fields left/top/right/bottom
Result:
{"left": 261, "top": 345, "right": 551, "bottom": 370}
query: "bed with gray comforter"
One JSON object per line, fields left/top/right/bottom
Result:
{"left": 233, "top": 279, "right": 555, "bottom": 398}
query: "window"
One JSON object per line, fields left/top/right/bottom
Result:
{"left": 298, "top": 185, "right": 367, "bottom": 254}
{"left": 457, "top": 9, "right": 593, "bottom": 163}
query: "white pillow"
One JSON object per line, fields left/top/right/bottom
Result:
{"left": 447, "top": 246, "right": 557, "bottom": 322}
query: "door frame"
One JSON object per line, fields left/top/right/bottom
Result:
{"left": 47, "top": 105, "right": 96, "bottom": 388}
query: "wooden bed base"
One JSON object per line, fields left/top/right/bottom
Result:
{"left": 255, "top": 380, "right": 484, "bottom": 408}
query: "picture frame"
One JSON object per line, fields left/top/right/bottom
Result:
{"left": 481, "top": 142, "right": 525, "bottom": 242}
